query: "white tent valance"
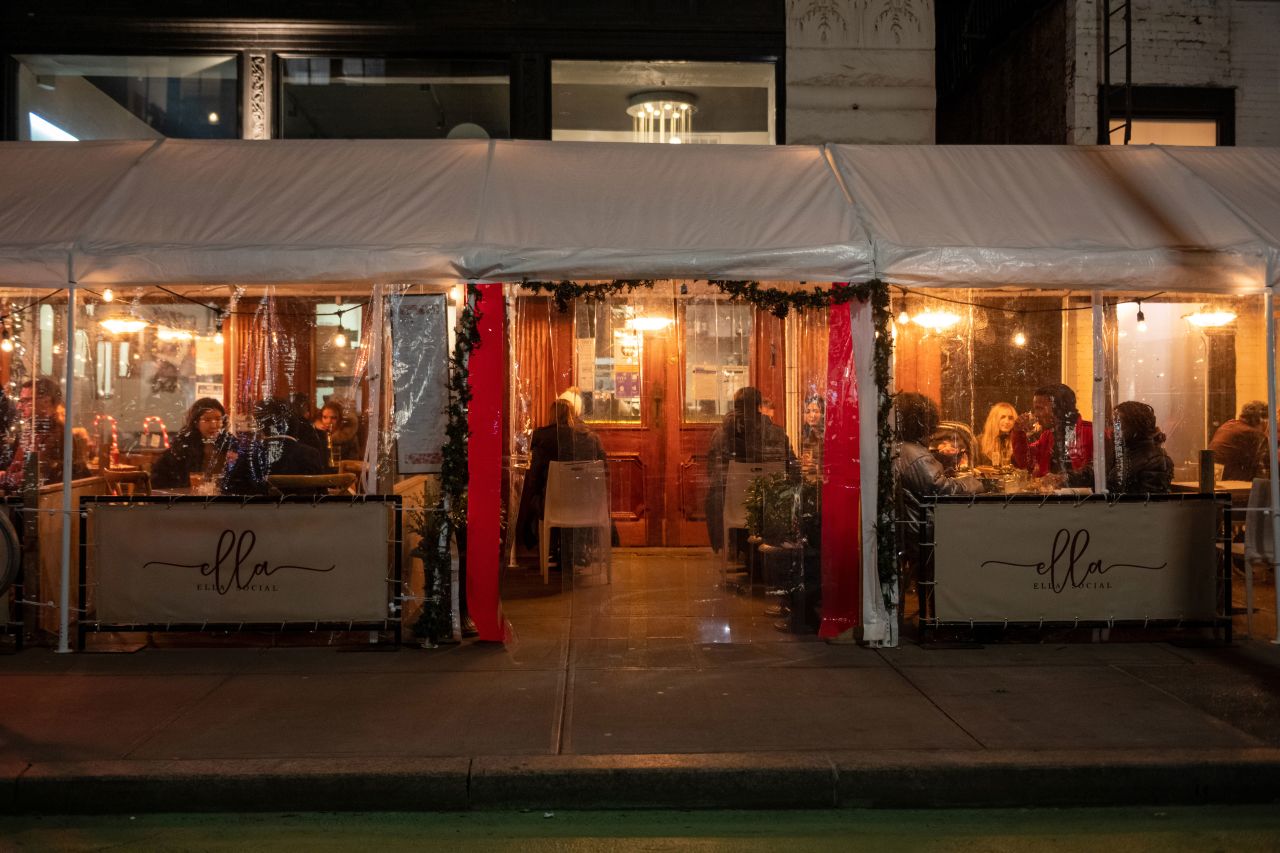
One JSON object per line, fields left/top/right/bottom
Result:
{"left": 0, "top": 138, "right": 1277, "bottom": 291}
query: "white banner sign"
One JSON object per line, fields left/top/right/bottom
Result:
{"left": 92, "top": 502, "right": 393, "bottom": 624}
{"left": 933, "top": 500, "right": 1219, "bottom": 622}
{"left": 390, "top": 294, "right": 449, "bottom": 474}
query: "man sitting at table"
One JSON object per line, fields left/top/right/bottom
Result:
{"left": 221, "top": 399, "right": 325, "bottom": 495}
{"left": 1208, "top": 400, "right": 1268, "bottom": 482}
{"left": 1011, "top": 382, "right": 1094, "bottom": 487}
{"left": 894, "top": 393, "right": 985, "bottom": 573}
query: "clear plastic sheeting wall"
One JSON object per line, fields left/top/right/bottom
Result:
{"left": 1101, "top": 293, "right": 1265, "bottom": 492}
{"left": 507, "top": 281, "right": 859, "bottom": 650}
{"left": 891, "top": 289, "right": 1100, "bottom": 626}
{"left": 39, "top": 284, "right": 455, "bottom": 645}
{"left": 1102, "top": 292, "right": 1271, "bottom": 637}
{"left": 0, "top": 288, "right": 80, "bottom": 640}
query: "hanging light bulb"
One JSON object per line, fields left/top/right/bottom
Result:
{"left": 0, "top": 325, "right": 12, "bottom": 354}
{"left": 1136, "top": 301, "right": 1147, "bottom": 333}
{"left": 333, "top": 328, "right": 348, "bottom": 349}
{"left": 1012, "top": 331, "right": 1027, "bottom": 347}
{"left": 214, "top": 315, "right": 225, "bottom": 346}
{"left": 101, "top": 287, "right": 115, "bottom": 303}
{"left": 896, "top": 310, "right": 910, "bottom": 325}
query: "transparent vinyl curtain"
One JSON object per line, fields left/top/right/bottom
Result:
{"left": 16, "top": 283, "right": 457, "bottom": 645}
{"left": 505, "top": 280, "right": 861, "bottom": 644}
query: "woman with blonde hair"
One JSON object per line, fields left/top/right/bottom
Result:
{"left": 978, "top": 402, "right": 1018, "bottom": 468}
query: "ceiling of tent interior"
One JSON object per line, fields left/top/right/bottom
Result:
{"left": 0, "top": 139, "right": 1275, "bottom": 291}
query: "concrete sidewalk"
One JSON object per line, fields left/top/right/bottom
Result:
{"left": 3, "top": 627, "right": 1280, "bottom": 813}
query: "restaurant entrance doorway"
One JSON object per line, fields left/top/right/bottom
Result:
{"left": 514, "top": 287, "right": 784, "bottom": 549}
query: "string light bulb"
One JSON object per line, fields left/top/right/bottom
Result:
{"left": 101, "top": 288, "right": 115, "bottom": 303}
{"left": 896, "top": 310, "right": 910, "bottom": 325}
{"left": 214, "top": 315, "right": 225, "bottom": 346}
{"left": 333, "top": 328, "right": 348, "bottom": 349}
{"left": 1012, "top": 331, "right": 1027, "bottom": 347}
{"left": 0, "top": 325, "right": 12, "bottom": 354}
{"left": 1136, "top": 301, "right": 1147, "bottom": 333}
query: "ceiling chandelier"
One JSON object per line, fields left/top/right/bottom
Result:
{"left": 626, "top": 91, "right": 696, "bottom": 144}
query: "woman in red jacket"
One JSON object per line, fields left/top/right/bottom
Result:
{"left": 1011, "top": 382, "right": 1094, "bottom": 486}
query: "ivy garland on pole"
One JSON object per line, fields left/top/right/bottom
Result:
{"left": 413, "top": 282, "right": 481, "bottom": 645}
{"left": 522, "top": 278, "right": 896, "bottom": 610}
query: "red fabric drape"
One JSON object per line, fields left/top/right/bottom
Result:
{"left": 819, "top": 290, "right": 862, "bottom": 638}
{"left": 467, "top": 283, "right": 508, "bottom": 642}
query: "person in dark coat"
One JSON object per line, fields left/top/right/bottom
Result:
{"left": 516, "top": 399, "right": 609, "bottom": 565}
{"left": 1208, "top": 400, "right": 1268, "bottom": 482}
{"left": 221, "top": 399, "right": 325, "bottom": 495}
{"left": 704, "top": 386, "right": 797, "bottom": 555}
{"left": 150, "top": 397, "right": 237, "bottom": 489}
{"left": 1107, "top": 401, "right": 1174, "bottom": 494}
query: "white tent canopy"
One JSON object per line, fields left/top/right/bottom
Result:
{"left": 827, "top": 144, "right": 1272, "bottom": 293}
{"left": 2, "top": 139, "right": 1278, "bottom": 290}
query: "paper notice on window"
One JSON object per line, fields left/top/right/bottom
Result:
{"left": 195, "top": 337, "right": 223, "bottom": 377}
{"left": 389, "top": 294, "right": 449, "bottom": 474}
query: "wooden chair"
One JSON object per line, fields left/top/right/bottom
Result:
{"left": 337, "top": 460, "right": 368, "bottom": 491}
{"left": 266, "top": 473, "right": 357, "bottom": 496}
{"left": 101, "top": 467, "right": 151, "bottom": 497}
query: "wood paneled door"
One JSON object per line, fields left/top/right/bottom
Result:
{"left": 520, "top": 293, "right": 782, "bottom": 548}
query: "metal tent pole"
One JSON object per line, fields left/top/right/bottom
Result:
{"left": 1092, "top": 293, "right": 1107, "bottom": 494}
{"left": 1267, "top": 285, "right": 1280, "bottom": 645}
{"left": 56, "top": 287, "right": 77, "bottom": 653}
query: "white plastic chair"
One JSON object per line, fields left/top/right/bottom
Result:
{"left": 722, "top": 460, "right": 786, "bottom": 576}
{"left": 540, "top": 460, "right": 612, "bottom": 584}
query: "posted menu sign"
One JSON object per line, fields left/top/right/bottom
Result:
{"left": 933, "top": 499, "right": 1219, "bottom": 623}
{"left": 92, "top": 503, "right": 393, "bottom": 624}
{"left": 389, "top": 294, "right": 449, "bottom": 474}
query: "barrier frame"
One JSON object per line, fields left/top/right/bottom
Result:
{"left": 77, "top": 494, "right": 403, "bottom": 649}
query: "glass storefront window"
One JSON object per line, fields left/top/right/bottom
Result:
{"left": 279, "top": 57, "right": 510, "bottom": 139}
{"left": 551, "top": 60, "right": 776, "bottom": 145}
{"left": 683, "top": 301, "right": 753, "bottom": 422}
{"left": 574, "top": 300, "right": 645, "bottom": 424}
{"left": 13, "top": 54, "right": 238, "bottom": 141}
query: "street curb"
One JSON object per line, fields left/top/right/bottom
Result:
{"left": 831, "top": 749, "right": 1280, "bottom": 808}
{"left": 10, "top": 757, "right": 470, "bottom": 814}
{"left": 6, "top": 750, "right": 1280, "bottom": 814}
{"left": 470, "top": 753, "right": 836, "bottom": 810}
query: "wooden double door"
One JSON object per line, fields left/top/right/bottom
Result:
{"left": 517, "top": 294, "right": 783, "bottom": 548}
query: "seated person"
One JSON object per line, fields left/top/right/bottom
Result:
{"left": 928, "top": 427, "right": 970, "bottom": 476}
{"left": 150, "top": 397, "right": 238, "bottom": 489}
{"left": 1106, "top": 401, "right": 1174, "bottom": 494}
{"left": 705, "top": 386, "right": 798, "bottom": 557}
{"left": 893, "top": 393, "right": 985, "bottom": 575}
{"left": 515, "top": 399, "right": 609, "bottom": 567}
{"left": 978, "top": 402, "right": 1018, "bottom": 469}
{"left": 4, "top": 377, "right": 90, "bottom": 489}
{"left": 1208, "top": 400, "right": 1268, "bottom": 481}
{"left": 221, "top": 399, "right": 325, "bottom": 496}
{"left": 313, "top": 400, "right": 361, "bottom": 464}
{"left": 1012, "top": 382, "right": 1094, "bottom": 486}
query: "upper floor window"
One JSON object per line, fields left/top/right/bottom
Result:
{"left": 1102, "top": 86, "right": 1234, "bottom": 146}
{"left": 551, "top": 60, "right": 776, "bottom": 145}
{"left": 279, "top": 57, "right": 510, "bottom": 139}
{"left": 13, "top": 54, "right": 238, "bottom": 141}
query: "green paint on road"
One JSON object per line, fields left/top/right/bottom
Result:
{"left": 4, "top": 806, "right": 1280, "bottom": 852}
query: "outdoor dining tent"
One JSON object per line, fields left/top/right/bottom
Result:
{"left": 0, "top": 138, "right": 1278, "bottom": 650}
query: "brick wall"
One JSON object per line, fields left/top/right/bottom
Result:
{"left": 1069, "top": 0, "right": 1278, "bottom": 144}
{"left": 786, "top": 0, "right": 936, "bottom": 144}
{"left": 1231, "top": 1, "right": 1280, "bottom": 145}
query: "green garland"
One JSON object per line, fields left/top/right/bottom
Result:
{"left": 521, "top": 278, "right": 896, "bottom": 615}
{"left": 414, "top": 282, "right": 480, "bottom": 644}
